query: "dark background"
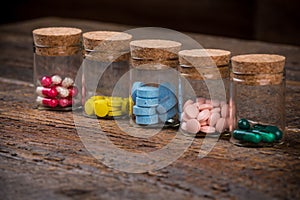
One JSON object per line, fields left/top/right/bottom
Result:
{"left": 2, "top": 0, "right": 300, "bottom": 46}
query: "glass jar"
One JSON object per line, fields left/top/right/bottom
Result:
{"left": 33, "top": 27, "right": 82, "bottom": 110}
{"left": 82, "top": 31, "right": 132, "bottom": 119}
{"left": 129, "top": 39, "right": 181, "bottom": 128}
{"left": 178, "top": 49, "right": 231, "bottom": 137}
{"left": 230, "top": 54, "right": 286, "bottom": 147}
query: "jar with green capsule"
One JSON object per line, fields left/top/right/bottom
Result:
{"left": 230, "top": 54, "right": 286, "bottom": 147}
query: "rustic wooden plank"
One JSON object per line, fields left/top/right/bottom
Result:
{"left": 0, "top": 79, "right": 299, "bottom": 199}
{"left": 0, "top": 17, "right": 300, "bottom": 200}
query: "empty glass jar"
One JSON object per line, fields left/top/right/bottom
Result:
{"left": 33, "top": 27, "right": 82, "bottom": 110}
{"left": 178, "top": 49, "right": 231, "bottom": 136}
{"left": 230, "top": 54, "right": 286, "bottom": 147}
{"left": 82, "top": 31, "right": 132, "bottom": 119}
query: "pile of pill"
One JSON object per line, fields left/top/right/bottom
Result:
{"left": 36, "top": 75, "right": 78, "bottom": 108}
{"left": 233, "top": 118, "right": 283, "bottom": 144}
{"left": 180, "top": 98, "right": 229, "bottom": 134}
{"left": 84, "top": 96, "right": 129, "bottom": 118}
{"left": 132, "top": 82, "right": 177, "bottom": 125}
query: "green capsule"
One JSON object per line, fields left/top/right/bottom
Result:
{"left": 253, "top": 124, "right": 267, "bottom": 131}
{"left": 238, "top": 118, "right": 251, "bottom": 130}
{"left": 253, "top": 125, "right": 283, "bottom": 141}
{"left": 265, "top": 126, "right": 283, "bottom": 141}
{"left": 252, "top": 130, "right": 276, "bottom": 143}
{"left": 233, "top": 130, "right": 262, "bottom": 144}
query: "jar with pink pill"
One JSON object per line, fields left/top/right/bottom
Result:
{"left": 178, "top": 49, "right": 231, "bottom": 137}
{"left": 230, "top": 54, "right": 286, "bottom": 147}
{"left": 32, "top": 27, "right": 82, "bottom": 110}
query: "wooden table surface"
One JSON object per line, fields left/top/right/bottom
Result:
{"left": 0, "top": 17, "right": 300, "bottom": 200}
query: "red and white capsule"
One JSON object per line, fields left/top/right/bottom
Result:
{"left": 68, "top": 86, "right": 78, "bottom": 97}
{"left": 55, "top": 86, "right": 70, "bottom": 98}
{"left": 51, "top": 75, "right": 62, "bottom": 85}
{"left": 40, "top": 75, "right": 62, "bottom": 87}
{"left": 62, "top": 77, "right": 74, "bottom": 88}
{"left": 36, "top": 96, "right": 58, "bottom": 108}
{"left": 59, "top": 98, "right": 73, "bottom": 107}
{"left": 36, "top": 86, "right": 58, "bottom": 98}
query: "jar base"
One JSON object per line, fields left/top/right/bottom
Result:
{"left": 36, "top": 105, "right": 81, "bottom": 111}
{"left": 229, "top": 137, "right": 279, "bottom": 148}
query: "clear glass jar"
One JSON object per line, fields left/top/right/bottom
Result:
{"left": 230, "top": 54, "right": 286, "bottom": 147}
{"left": 82, "top": 31, "right": 132, "bottom": 119}
{"left": 178, "top": 49, "right": 231, "bottom": 137}
{"left": 129, "top": 39, "right": 181, "bottom": 128}
{"left": 33, "top": 27, "right": 82, "bottom": 110}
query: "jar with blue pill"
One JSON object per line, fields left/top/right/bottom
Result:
{"left": 82, "top": 31, "right": 132, "bottom": 119}
{"left": 178, "top": 49, "right": 231, "bottom": 136}
{"left": 129, "top": 39, "right": 182, "bottom": 128}
{"left": 230, "top": 54, "right": 286, "bottom": 147}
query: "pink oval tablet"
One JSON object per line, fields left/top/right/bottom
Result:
{"left": 185, "top": 104, "right": 199, "bottom": 119}
{"left": 183, "top": 99, "right": 194, "bottom": 111}
{"left": 186, "top": 119, "right": 200, "bottom": 134}
{"left": 216, "top": 118, "right": 226, "bottom": 133}
{"left": 200, "top": 121, "right": 207, "bottom": 126}
{"left": 221, "top": 104, "right": 229, "bottom": 118}
{"left": 198, "top": 103, "right": 213, "bottom": 111}
{"left": 200, "top": 126, "right": 216, "bottom": 134}
{"left": 181, "top": 112, "right": 190, "bottom": 122}
{"left": 197, "top": 109, "right": 210, "bottom": 122}
{"left": 208, "top": 112, "right": 220, "bottom": 127}
{"left": 211, "top": 99, "right": 220, "bottom": 107}
{"left": 181, "top": 122, "right": 187, "bottom": 131}
{"left": 211, "top": 107, "right": 221, "bottom": 113}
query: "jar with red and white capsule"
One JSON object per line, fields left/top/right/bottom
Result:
{"left": 32, "top": 27, "right": 82, "bottom": 110}
{"left": 178, "top": 49, "right": 231, "bottom": 137}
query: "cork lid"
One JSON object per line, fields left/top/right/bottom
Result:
{"left": 32, "top": 27, "right": 82, "bottom": 47}
{"left": 83, "top": 31, "right": 132, "bottom": 51}
{"left": 179, "top": 49, "right": 231, "bottom": 67}
{"left": 130, "top": 39, "right": 182, "bottom": 60}
{"left": 231, "top": 54, "right": 285, "bottom": 74}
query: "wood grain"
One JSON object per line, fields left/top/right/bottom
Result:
{"left": 0, "top": 17, "right": 299, "bottom": 200}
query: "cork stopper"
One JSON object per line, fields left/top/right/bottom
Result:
{"left": 231, "top": 54, "right": 285, "bottom": 85}
{"left": 231, "top": 54, "right": 285, "bottom": 74}
{"left": 33, "top": 27, "right": 82, "bottom": 56}
{"left": 179, "top": 49, "right": 231, "bottom": 67}
{"left": 83, "top": 31, "right": 132, "bottom": 51}
{"left": 130, "top": 59, "right": 179, "bottom": 70}
{"left": 130, "top": 39, "right": 182, "bottom": 60}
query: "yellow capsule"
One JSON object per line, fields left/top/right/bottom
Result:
{"left": 108, "top": 110, "right": 123, "bottom": 117}
{"left": 129, "top": 97, "right": 133, "bottom": 115}
{"left": 94, "top": 99, "right": 109, "bottom": 117}
{"left": 112, "top": 96, "right": 123, "bottom": 101}
{"left": 107, "top": 99, "right": 122, "bottom": 107}
{"left": 108, "top": 106, "right": 121, "bottom": 112}
{"left": 84, "top": 99, "right": 95, "bottom": 116}
{"left": 121, "top": 99, "right": 129, "bottom": 114}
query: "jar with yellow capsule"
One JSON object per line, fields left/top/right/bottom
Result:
{"left": 82, "top": 31, "right": 132, "bottom": 119}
